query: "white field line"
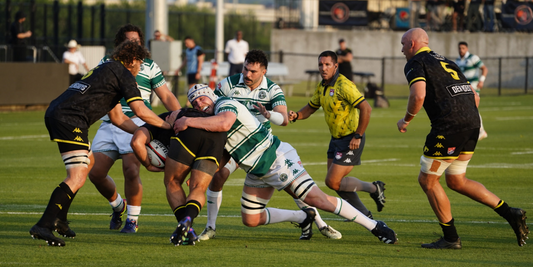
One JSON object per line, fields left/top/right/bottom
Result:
{"left": 495, "top": 116, "right": 533, "bottom": 121}
{"left": 0, "top": 134, "right": 48, "bottom": 140}
{"left": 0, "top": 211, "right": 511, "bottom": 225}
{"left": 511, "top": 151, "right": 533, "bottom": 155}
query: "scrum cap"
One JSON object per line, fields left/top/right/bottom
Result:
{"left": 187, "top": 84, "right": 218, "bottom": 104}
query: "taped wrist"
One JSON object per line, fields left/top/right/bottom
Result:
{"left": 268, "top": 111, "right": 284, "bottom": 126}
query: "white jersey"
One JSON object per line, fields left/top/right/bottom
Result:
{"left": 455, "top": 51, "right": 484, "bottom": 84}
{"left": 215, "top": 73, "right": 286, "bottom": 131}
{"left": 62, "top": 50, "right": 86, "bottom": 75}
{"left": 215, "top": 97, "right": 280, "bottom": 177}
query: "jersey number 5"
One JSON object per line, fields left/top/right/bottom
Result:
{"left": 440, "top": 62, "right": 460, "bottom": 80}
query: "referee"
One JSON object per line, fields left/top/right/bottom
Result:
{"left": 397, "top": 28, "right": 528, "bottom": 249}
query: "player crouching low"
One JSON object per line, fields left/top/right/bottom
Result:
{"left": 131, "top": 108, "right": 227, "bottom": 246}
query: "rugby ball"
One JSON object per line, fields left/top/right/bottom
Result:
{"left": 146, "top": 139, "right": 168, "bottom": 168}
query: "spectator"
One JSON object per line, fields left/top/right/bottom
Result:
{"left": 426, "top": 0, "right": 443, "bottom": 31}
{"left": 336, "top": 39, "right": 353, "bottom": 82}
{"left": 153, "top": 30, "right": 174, "bottom": 42}
{"left": 63, "top": 40, "right": 89, "bottom": 85}
{"left": 466, "top": 0, "right": 483, "bottom": 32}
{"left": 452, "top": 0, "right": 466, "bottom": 32}
{"left": 225, "top": 30, "right": 249, "bottom": 76}
{"left": 410, "top": 0, "right": 423, "bottom": 28}
{"left": 178, "top": 36, "right": 205, "bottom": 107}
{"left": 483, "top": 0, "right": 496, "bottom": 32}
{"left": 10, "top": 11, "right": 32, "bottom": 62}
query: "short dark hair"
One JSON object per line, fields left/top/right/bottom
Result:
{"left": 458, "top": 41, "right": 468, "bottom": 47}
{"left": 245, "top": 49, "right": 268, "bottom": 69}
{"left": 114, "top": 24, "right": 145, "bottom": 48}
{"left": 111, "top": 41, "right": 150, "bottom": 65}
{"left": 15, "top": 11, "right": 26, "bottom": 20}
{"left": 318, "top": 50, "right": 338, "bottom": 64}
{"left": 184, "top": 36, "right": 193, "bottom": 41}
{"left": 339, "top": 38, "right": 345, "bottom": 43}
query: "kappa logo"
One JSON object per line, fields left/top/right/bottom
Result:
{"left": 435, "top": 143, "right": 444, "bottom": 148}
{"left": 436, "top": 135, "right": 445, "bottom": 140}
{"left": 292, "top": 169, "right": 300, "bottom": 175}
{"left": 424, "top": 146, "right": 429, "bottom": 152}
{"left": 233, "top": 90, "right": 241, "bottom": 95}
{"left": 285, "top": 159, "right": 294, "bottom": 168}
{"left": 433, "top": 151, "right": 443, "bottom": 156}
{"left": 74, "top": 136, "right": 84, "bottom": 142}
{"left": 73, "top": 128, "right": 82, "bottom": 133}
{"left": 280, "top": 173, "right": 288, "bottom": 182}
{"left": 447, "top": 147, "right": 456, "bottom": 155}
{"left": 346, "top": 150, "right": 354, "bottom": 156}
{"left": 335, "top": 152, "right": 343, "bottom": 160}
{"left": 55, "top": 203, "right": 63, "bottom": 210}
{"left": 344, "top": 158, "right": 352, "bottom": 163}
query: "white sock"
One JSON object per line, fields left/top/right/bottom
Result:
{"left": 127, "top": 205, "right": 141, "bottom": 222}
{"left": 264, "top": 208, "right": 306, "bottom": 225}
{"left": 479, "top": 114, "right": 486, "bottom": 134}
{"left": 334, "top": 197, "right": 377, "bottom": 231}
{"left": 109, "top": 194, "right": 124, "bottom": 212}
{"left": 293, "top": 198, "right": 327, "bottom": 229}
{"left": 205, "top": 189, "right": 222, "bottom": 229}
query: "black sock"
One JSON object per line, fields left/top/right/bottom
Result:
{"left": 336, "top": 191, "right": 370, "bottom": 215}
{"left": 56, "top": 183, "right": 77, "bottom": 222}
{"left": 440, "top": 218, "right": 459, "bottom": 242}
{"left": 37, "top": 182, "right": 75, "bottom": 228}
{"left": 184, "top": 200, "right": 202, "bottom": 221}
{"left": 494, "top": 200, "right": 511, "bottom": 218}
{"left": 173, "top": 205, "right": 186, "bottom": 222}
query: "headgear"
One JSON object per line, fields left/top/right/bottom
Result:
{"left": 187, "top": 84, "right": 218, "bottom": 104}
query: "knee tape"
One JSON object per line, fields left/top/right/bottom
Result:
{"left": 445, "top": 159, "right": 470, "bottom": 175}
{"left": 224, "top": 157, "right": 237, "bottom": 173}
{"left": 290, "top": 174, "right": 317, "bottom": 201}
{"left": 241, "top": 192, "right": 269, "bottom": 215}
{"left": 62, "top": 151, "right": 91, "bottom": 169}
{"left": 420, "top": 156, "right": 450, "bottom": 176}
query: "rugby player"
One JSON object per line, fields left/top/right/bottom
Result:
{"left": 29, "top": 41, "right": 173, "bottom": 246}
{"left": 397, "top": 28, "right": 529, "bottom": 249}
{"left": 175, "top": 85, "right": 398, "bottom": 244}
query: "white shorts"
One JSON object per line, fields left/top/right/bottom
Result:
{"left": 92, "top": 118, "right": 145, "bottom": 158}
{"left": 244, "top": 142, "right": 307, "bottom": 191}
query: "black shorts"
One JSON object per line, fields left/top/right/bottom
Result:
{"left": 327, "top": 133, "right": 365, "bottom": 166}
{"left": 187, "top": 73, "right": 199, "bottom": 85}
{"left": 423, "top": 128, "right": 479, "bottom": 159}
{"left": 168, "top": 128, "right": 227, "bottom": 174}
{"left": 45, "top": 117, "right": 90, "bottom": 153}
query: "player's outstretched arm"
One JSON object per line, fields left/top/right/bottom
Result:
{"left": 130, "top": 127, "right": 164, "bottom": 172}
{"left": 253, "top": 103, "right": 288, "bottom": 126}
{"left": 288, "top": 104, "right": 317, "bottom": 123}
{"left": 128, "top": 100, "right": 172, "bottom": 130}
{"left": 108, "top": 104, "right": 141, "bottom": 134}
{"left": 154, "top": 84, "right": 181, "bottom": 111}
{"left": 174, "top": 111, "right": 236, "bottom": 133}
{"left": 397, "top": 82, "right": 425, "bottom": 133}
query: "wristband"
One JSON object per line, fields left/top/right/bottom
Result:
{"left": 291, "top": 112, "right": 299, "bottom": 123}
{"left": 402, "top": 118, "right": 410, "bottom": 124}
{"left": 479, "top": 75, "right": 486, "bottom": 82}
{"left": 407, "top": 110, "right": 417, "bottom": 117}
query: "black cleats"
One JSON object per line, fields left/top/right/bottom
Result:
{"left": 54, "top": 218, "right": 76, "bottom": 238}
{"left": 170, "top": 216, "right": 192, "bottom": 246}
{"left": 370, "top": 181, "right": 386, "bottom": 212}
{"left": 371, "top": 221, "right": 397, "bottom": 244}
{"left": 30, "top": 224, "right": 66, "bottom": 247}
{"left": 422, "top": 237, "right": 462, "bottom": 249}
{"left": 298, "top": 208, "right": 316, "bottom": 240}
{"left": 505, "top": 208, "right": 529, "bottom": 247}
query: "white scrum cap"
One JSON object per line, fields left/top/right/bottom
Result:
{"left": 187, "top": 84, "right": 218, "bottom": 104}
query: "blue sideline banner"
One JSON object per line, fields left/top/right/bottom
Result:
{"left": 319, "top": 1, "right": 368, "bottom": 26}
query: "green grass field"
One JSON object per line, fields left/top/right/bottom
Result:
{"left": 0, "top": 93, "right": 532, "bottom": 266}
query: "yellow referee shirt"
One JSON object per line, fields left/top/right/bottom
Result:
{"left": 309, "top": 73, "right": 365, "bottom": 139}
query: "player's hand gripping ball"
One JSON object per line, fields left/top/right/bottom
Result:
{"left": 146, "top": 139, "right": 168, "bottom": 168}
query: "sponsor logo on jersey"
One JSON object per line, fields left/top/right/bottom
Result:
{"left": 68, "top": 81, "right": 91, "bottom": 94}
{"left": 335, "top": 152, "right": 343, "bottom": 160}
{"left": 446, "top": 83, "right": 474, "bottom": 97}
{"left": 73, "top": 128, "right": 82, "bottom": 133}
{"left": 74, "top": 136, "right": 84, "bottom": 142}
{"left": 258, "top": 91, "right": 267, "bottom": 99}
{"left": 279, "top": 173, "right": 288, "bottom": 182}
{"left": 447, "top": 147, "right": 456, "bottom": 155}
{"left": 330, "top": 88, "right": 334, "bottom": 96}
{"left": 435, "top": 143, "right": 444, "bottom": 148}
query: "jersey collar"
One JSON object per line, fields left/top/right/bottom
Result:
{"left": 322, "top": 71, "right": 340, "bottom": 87}
{"left": 238, "top": 73, "right": 268, "bottom": 91}
{"left": 459, "top": 51, "right": 471, "bottom": 60}
{"left": 415, "top": 47, "right": 432, "bottom": 56}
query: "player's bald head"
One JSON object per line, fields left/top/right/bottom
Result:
{"left": 401, "top": 28, "right": 429, "bottom": 61}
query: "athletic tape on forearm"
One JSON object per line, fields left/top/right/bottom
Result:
{"left": 268, "top": 111, "right": 284, "bottom": 126}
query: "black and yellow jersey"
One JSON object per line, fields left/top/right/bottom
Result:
{"left": 45, "top": 60, "right": 142, "bottom": 128}
{"left": 309, "top": 72, "right": 365, "bottom": 139}
{"left": 404, "top": 47, "right": 480, "bottom": 135}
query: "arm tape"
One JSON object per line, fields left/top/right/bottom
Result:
{"left": 268, "top": 111, "right": 284, "bottom": 126}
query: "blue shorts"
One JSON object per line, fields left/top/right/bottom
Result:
{"left": 327, "top": 133, "right": 365, "bottom": 166}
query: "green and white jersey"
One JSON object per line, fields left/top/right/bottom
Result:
{"left": 215, "top": 96, "right": 280, "bottom": 177}
{"left": 455, "top": 52, "right": 484, "bottom": 84}
{"left": 99, "top": 56, "right": 166, "bottom": 121}
{"left": 215, "top": 73, "right": 286, "bottom": 131}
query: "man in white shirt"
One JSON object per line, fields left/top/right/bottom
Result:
{"left": 225, "top": 31, "right": 249, "bottom": 76}
{"left": 62, "top": 40, "right": 89, "bottom": 85}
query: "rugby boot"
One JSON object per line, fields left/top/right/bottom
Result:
{"left": 371, "top": 221, "right": 398, "bottom": 244}
{"left": 370, "top": 181, "right": 386, "bottom": 212}
{"left": 505, "top": 208, "right": 529, "bottom": 246}
{"left": 319, "top": 225, "right": 342, "bottom": 239}
{"left": 170, "top": 216, "right": 192, "bottom": 246}
{"left": 198, "top": 226, "right": 216, "bottom": 241}
{"left": 30, "top": 224, "right": 66, "bottom": 247}
{"left": 422, "top": 237, "right": 462, "bottom": 249}
{"left": 110, "top": 200, "right": 127, "bottom": 230}
{"left": 120, "top": 218, "right": 138, "bottom": 233}
{"left": 298, "top": 208, "right": 316, "bottom": 240}
{"left": 54, "top": 218, "right": 76, "bottom": 238}
{"left": 182, "top": 228, "right": 199, "bottom": 246}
